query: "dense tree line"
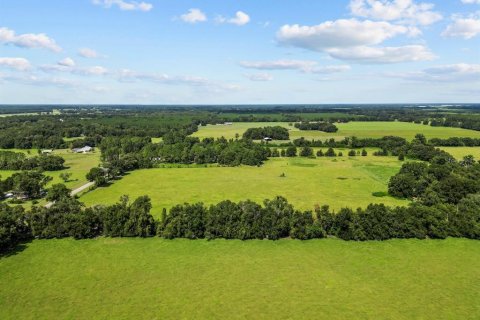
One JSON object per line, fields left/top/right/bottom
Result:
{"left": 242, "top": 126, "right": 290, "bottom": 140}
{"left": 294, "top": 122, "right": 338, "bottom": 132}
{"left": 429, "top": 137, "right": 480, "bottom": 147}
{"left": 2, "top": 192, "right": 479, "bottom": 252}
{"left": 0, "top": 151, "right": 65, "bottom": 171}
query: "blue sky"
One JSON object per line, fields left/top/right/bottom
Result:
{"left": 0, "top": 0, "right": 479, "bottom": 104}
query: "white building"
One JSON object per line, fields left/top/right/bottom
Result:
{"left": 72, "top": 146, "right": 93, "bottom": 153}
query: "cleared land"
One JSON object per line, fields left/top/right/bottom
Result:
{"left": 81, "top": 151, "right": 408, "bottom": 216}
{"left": 439, "top": 147, "right": 480, "bottom": 159}
{"left": 192, "top": 121, "right": 480, "bottom": 141}
{"left": 0, "top": 238, "right": 478, "bottom": 320}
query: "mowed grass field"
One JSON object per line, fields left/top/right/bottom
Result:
{"left": 0, "top": 238, "right": 478, "bottom": 320}
{"left": 192, "top": 121, "right": 480, "bottom": 141}
{"left": 81, "top": 151, "right": 408, "bottom": 216}
{"left": 440, "top": 147, "right": 480, "bottom": 159}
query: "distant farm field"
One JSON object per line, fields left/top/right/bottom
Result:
{"left": 0, "top": 238, "right": 478, "bottom": 320}
{"left": 81, "top": 152, "right": 408, "bottom": 216}
{"left": 192, "top": 121, "right": 480, "bottom": 141}
{"left": 439, "top": 147, "right": 480, "bottom": 159}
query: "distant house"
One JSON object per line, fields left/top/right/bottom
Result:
{"left": 41, "top": 149, "right": 53, "bottom": 154}
{"left": 263, "top": 137, "right": 273, "bottom": 142}
{"left": 72, "top": 146, "right": 93, "bottom": 153}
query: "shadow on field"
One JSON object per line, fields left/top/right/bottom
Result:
{"left": 0, "top": 241, "right": 31, "bottom": 259}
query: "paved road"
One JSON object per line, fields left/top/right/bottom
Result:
{"left": 45, "top": 181, "right": 94, "bottom": 208}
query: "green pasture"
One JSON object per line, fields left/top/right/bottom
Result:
{"left": 439, "top": 147, "right": 480, "bottom": 160}
{"left": 81, "top": 151, "right": 408, "bottom": 216}
{"left": 192, "top": 121, "right": 480, "bottom": 142}
{"left": 0, "top": 238, "right": 478, "bottom": 320}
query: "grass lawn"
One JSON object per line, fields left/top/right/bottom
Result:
{"left": 80, "top": 151, "right": 407, "bottom": 216}
{"left": 192, "top": 121, "right": 480, "bottom": 142}
{"left": 0, "top": 238, "right": 478, "bottom": 320}
{"left": 439, "top": 147, "right": 480, "bottom": 159}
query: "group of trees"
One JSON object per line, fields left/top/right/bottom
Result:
{"left": 0, "top": 151, "right": 65, "bottom": 171}
{"left": 0, "top": 171, "right": 52, "bottom": 200}
{"left": 98, "top": 133, "right": 270, "bottom": 178}
{"left": 242, "top": 126, "right": 290, "bottom": 140}
{"left": 3, "top": 192, "right": 479, "bottom": 252}
{"left": 294, "top": 122, "right": 338, "bottom": 132}
{"left": 26, "top": 195, "right": 156, "bottom": 241}
{"left": 388, "top": 153, "right": 480, "bottom": 205}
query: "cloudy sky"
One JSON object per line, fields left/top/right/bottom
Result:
{"left": 0, "top": 0, "right": 479, "bottom": 104}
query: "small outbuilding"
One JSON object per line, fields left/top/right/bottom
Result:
{"left": 72, "top": 146, "right": 93, "bottom": 153}
{"left": 263, "top": 137, "right": 273, "bottom": 142}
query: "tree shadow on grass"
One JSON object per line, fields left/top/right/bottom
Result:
{"left": 0, "top": 240, "right": 32, "bottom": 259}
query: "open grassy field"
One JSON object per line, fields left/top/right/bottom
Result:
{"left": 81, "top": 151, "right": 407, "bottom": 216}
{"left": 0, "top": 238, "right": 478, "bottom": 320}
{"left": 439, "top": 147, "right": 480, "bottom": 159}
{"left": 192, "top": 121, "right": 480, "bottom": 142}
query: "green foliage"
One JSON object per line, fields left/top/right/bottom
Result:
{"left": 86, "top": 167, "right": 107, "bottom": 186}
{"left": 294, "top": 122, "right": 338, "bottom": 132}
{"left": 8, "top": 171, "right": 52, "bottom": 199}
{"left": 0, "top": 204, "right": 29, "bottom": 252}
{"left": 0, "top": 151, "right": 65, "bottom": 171}
{"left": 299, "top": 146, "right": 313, "bottom": 157}
{"left": 46, "top": 184, "right": 71, "bottom": 202}
{"left": 325, "top": 148, "right": 336, "bottom": 157}
{"left": 243, "top": 126, "right": 289, "bottom": 140}
{"left": 285, "top": 146, "right": 297, "bottom": 157}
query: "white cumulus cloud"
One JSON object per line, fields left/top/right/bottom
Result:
{"left": 0, "top": 27, "right": 61, "bottom": 52}
{"left": 349, "top": 0, "right": 442, "bottom": 25}
{"left": 58, "top": 57, "right": 75, "bottom": 67}
{"left": 461, "top": 0, "right": 480, "bottom": 4}
{"left": 276, "top": 19, "right": 433, "bottom": 64}
{"left": 277, "top": 19, "right": 419, "bottom": 51}
{"left": 92, "top": 0, "right": 152, "bottom": 12}
{"left": 180, "top": 9, "right": 207, "bottom": 24}
{"left": 442, "top": 16, "right": 480, "bottom": 39}
{"left": 216, "top": 11, "right": 250, "bottom": 26}
{"left": 0, "top": 57, "right": 31, "bottom": 71}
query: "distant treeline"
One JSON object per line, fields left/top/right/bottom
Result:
{"left": 3, "top": 106, "right": 480, "bottom": 150}
{"left": 0, "top": 151, "right": 65, "bottom": 171}
{"left": 294, "top": 122, "right": 338, "bottom": 132}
